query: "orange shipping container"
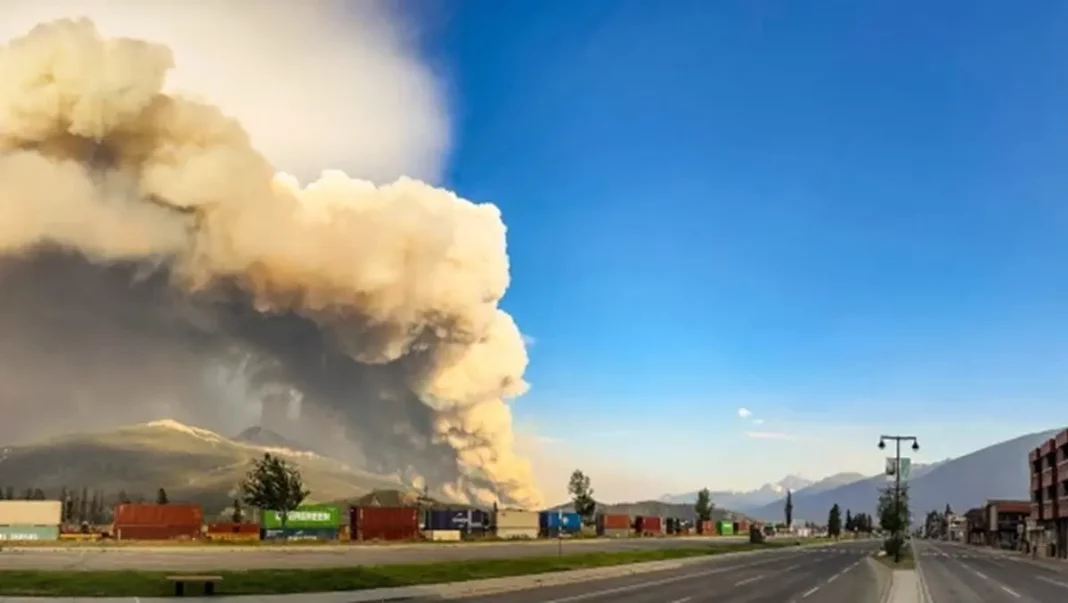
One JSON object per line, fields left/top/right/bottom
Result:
{"left": 114, "top": 525, "right": 200, "bottom": 540}
{"left": 598, "top": 514, "right": 630, "bottom": 530}
{"left": 698, "top": 520, "right": 714, "bottom": 534}
{"left": 350, "top": 507, "right": 418, "bottom": 541}
{"left": 207, "top": 523, "right": 259, "bottom": 535}
{"left": 114, "top": 503, "right": 203, "bottom": 527}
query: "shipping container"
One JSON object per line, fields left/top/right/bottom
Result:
{"left": 206, "top": 523, "right": 260, "bottom": 535}
{"left": 697, "top": 520, "right": 714, "bottom": 535}
{"left": 424, "top": 509, "right": 490, "bottom": 532}
{"left": 351, "top": 507, "right": 419, "bottom": 541}
{"left": 735, "top": 521, "right": 749, "bottom": 534}
{"left": 0, "top": 525, "right": 59, "bottom": 540}
{"left": 261, "top": 504, "right": 340, "bottom": 529}
{"left": 425, "top": 529, "right": 462, "bottom": 541}
{"left": 261, "top": 527, "right": 337, "bottom": 541}
{"left": 114, "top": 525, "right": 200, "bottom": 540}
{"left": 494, "top": 509, "right": 538, "bottom": 529}
{"left": 0, "top": 501, "right": 62, "bottom": 526}
{"left": 539, "top": 511, "right": 582, "bottom": 534}
{"left": 599, "top": 528, "right": 631, "bottom": 538}
{"left": 207, "top": 532, "right": 259, "bottom": 541}
{"left": 596, "top": 513, "right": 630, "bottom": 533}
{"left": 717, "top": 521, "right": 734, "bottom": 536}
{"left": 635, "top": 515, "right": 663, "bottom": 535}
{"left": 113, "top": 503, "right": 202, "bottom": 527}
{"left": 496, "top": 527, "right": 539, "bottom": 539}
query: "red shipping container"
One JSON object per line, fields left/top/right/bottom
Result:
{"left": 737, "top": 521, "right": 750, "bottom": 534}
{"left": 114, "top": 503, "right": 203, "bottom": 527}
{"left": 600, "top": 514, "right": 630, "bottom": 530}
{"left": 636, "top": 515, "right": 663, "bottom": 534}
{"left": 350, "top": 506, "right": 418, "bottom": 541}
{"left": 207, "top": 523, "right": 259, "bottom": 534}
{"left": 114, "top": 525, "right": 200, "bottom": 540}
{"left": 698, "top": 520, "right": 714, "bottom": 534}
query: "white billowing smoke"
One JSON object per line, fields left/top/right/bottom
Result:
{"left": 0, "top": 15, "right": 543, "bottom": 509}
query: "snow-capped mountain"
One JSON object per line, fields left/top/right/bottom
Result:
{"left": 660, "top": 474, "right": 815, "bottom": 510}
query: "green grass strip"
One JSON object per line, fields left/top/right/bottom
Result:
{"left": 0, "top": 539, "right": 820, "bottom": 596}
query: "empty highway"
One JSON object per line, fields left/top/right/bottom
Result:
{"left": 917, "top": 539, "right": 1068, "bottom": 602}
{"left": 0, "top": 536, "right": 783, "bottom": 570}
{"left": 449, "top": 540, "right": 883, "bottom": 603}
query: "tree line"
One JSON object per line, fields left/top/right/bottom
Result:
{"left": 0, "top": 452, "right": 311, "bottom": 529}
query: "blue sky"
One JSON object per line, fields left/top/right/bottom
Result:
{"left": 409, "top": 0, "right": 1068, "bottom": 500}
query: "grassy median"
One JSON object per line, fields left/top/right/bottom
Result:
{"left": 0, "top": 539, "right": 823, "bottom": 596}
{"left": 873, "top": 545, "right": 916, "bottom": 570}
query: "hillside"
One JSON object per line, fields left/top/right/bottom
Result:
{"left": 746, "top": 429, "right": 1061, "bottom": 522}
{"left": 0, "top": 420, "right": 415, "bottom": 516}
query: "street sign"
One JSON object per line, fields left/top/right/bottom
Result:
{"left": 885, "top": 457, "right": 912, "bottom": 480}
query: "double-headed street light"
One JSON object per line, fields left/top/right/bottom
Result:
{"left": 879, "top": 435, "right": 920, "bottom": 563}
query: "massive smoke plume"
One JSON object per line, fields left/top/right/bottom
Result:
{"left": 0, "top": 18, "right": 543, "bottom": 509}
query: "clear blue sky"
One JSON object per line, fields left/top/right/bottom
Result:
{"left": 413, "top": 0, "right": 1068, "bottom": 499}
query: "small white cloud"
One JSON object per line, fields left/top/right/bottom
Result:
{"left": 743, "top": 431, "right": 796, "bottom": 441}
{"left": 752, "top": 418, "right": 765, "bottom": 425}
{"left": 737, "top": 407, "right": 753, "bottom": 419}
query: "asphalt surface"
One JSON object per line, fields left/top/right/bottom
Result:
{"left": 0, "top": 536, "right": 768, "bottom": 571}
{"left": 445, "top": 540, "right": 883, "bottom": 603}
{"left": 917, "top": 539, "right": 1068, "bottom": 602}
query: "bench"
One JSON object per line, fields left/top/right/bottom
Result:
{"left": 165, "top": 575, "right": 222, "bottom": 597}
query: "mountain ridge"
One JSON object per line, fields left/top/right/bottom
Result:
{"left": 744, "top": 428, "right": 1061, "bottom": 522}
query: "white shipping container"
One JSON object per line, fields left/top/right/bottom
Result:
{"left": 496, "top": 527, "right": 539, "bottom": 539}
{"left": 425, "top": 529, "right": 462, "bottom": 541}
{"left": 0, "top": 501, "right": 62, "bottom": 526}
{"left": 495, "top": 510, "right": 538, "bottom": 529}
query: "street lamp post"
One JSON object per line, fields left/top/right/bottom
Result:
{"left": 878, "top": 435, "right": 920, "bottom": 563}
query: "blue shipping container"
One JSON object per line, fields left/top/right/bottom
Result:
{"left": 425, "top": 509, "right": 491, "bottom": 532}
{"left": 539, "top": 511, "right": 582, "bottom": 532}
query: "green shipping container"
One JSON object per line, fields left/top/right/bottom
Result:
{"left": 717, "top": 521, "right": 734, "bottom": 536}
{"left": 0, "top": 525, "right": 59, "bottom": 541}
{"left": 261, "top": 505, "right": 340, "bottom": 529}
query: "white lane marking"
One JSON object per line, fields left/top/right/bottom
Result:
{"left": 1000, "top": 585, "right": 1021, "bottom": 598}
{"left": 826, "top": 573, "right": 839, "bottom": 584}
{"left": 666, "top": 598, "right": 691, "bottom": 603}
{"left": 734, "top": 575, "right": 762, "bottom": 587}
{"left": 973, "top": 569, "right": 989, "bottom": 580}
{"left": 801, "top": 586, "right": 820, "bottom": 598}
{"left": 781, "top": 564, "right": 801, "bottom": 572}
{"left": 536, "top": 553, "right": 803, "bottom": 603}
{"left": 1038, "top": 575, "right": 1068, "bottom": 589}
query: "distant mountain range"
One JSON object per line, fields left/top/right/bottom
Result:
{"left": 739, "top": 429, "right": 1060, "bottom": 522}
{"left": 659, "top": 474, "right": 818, "bottom": 509}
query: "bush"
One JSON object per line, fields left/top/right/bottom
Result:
{"left": 883, "top": 535, "right": 905, "bottom": 558}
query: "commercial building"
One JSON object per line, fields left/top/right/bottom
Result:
{"left": 983, "top": 500, "right": 1030, "bottom": 550}
{"left": 1029, "top": 428, "right": 1068, "bottom": 558}
{"left": 964, "top": 507, "right": 986, "bottom": 545}
{"left": 944, "top": 512, "right": 966, "bottom": 542}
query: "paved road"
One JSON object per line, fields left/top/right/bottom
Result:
{"left": 917, "top": 539, "right": 1068, "bottom": 602}
{"left": 445, "top": 540, "right": 883, "bottom": 603}
{"left": 0, "top": 536, "right": 784, "bottom": 571}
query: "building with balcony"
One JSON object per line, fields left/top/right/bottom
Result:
{"left": 1029, "top": 428, "right": 1068, "bottom": 558}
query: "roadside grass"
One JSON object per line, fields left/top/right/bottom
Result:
{"left": 0, "top": 539, "right": 824, "bottom": 596}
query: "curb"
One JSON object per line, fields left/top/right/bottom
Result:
{"left": 911, "top": 542, "right": 933, "bottom": 603}
{"left": 865, "top": 556, "right": 893, "bottom": 603}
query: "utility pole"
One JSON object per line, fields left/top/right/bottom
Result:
{"left": 879, "top": 434, "right": 919, "bottom": 563}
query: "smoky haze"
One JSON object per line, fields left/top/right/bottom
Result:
{"left": 0, "top": 18, "right": 543, "bottom": 509}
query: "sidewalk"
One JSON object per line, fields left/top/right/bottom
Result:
{"left": 0, "top": 544, "right": 813, "bottom": 602}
